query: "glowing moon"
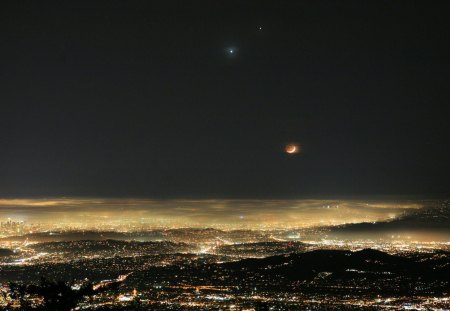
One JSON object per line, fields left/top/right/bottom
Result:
{"left": 286, "top": 146, "right": 296, "bottom": 153}
{"left": 285, "top": 144, "right": 300, "bottom": 154}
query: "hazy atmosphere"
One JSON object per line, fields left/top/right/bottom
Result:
{"left": 0, "top": 198, "right": 421, "bottom": 227}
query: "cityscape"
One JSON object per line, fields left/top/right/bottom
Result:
{"left": 1, "top": 0, "right": 449, "bottom": 310}
{"left": 0, "top": 199, "right": 449, "bottom": 310}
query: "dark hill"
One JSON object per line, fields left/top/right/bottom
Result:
{"left": 220, "top": 248, "right": 445, "bottom": 281}
{"left": 0, "top": 248, "right": 14, "bottom": 256}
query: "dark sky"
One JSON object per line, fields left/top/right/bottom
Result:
{"left": 1, "top": 0, "right": 449, "bottom": 198}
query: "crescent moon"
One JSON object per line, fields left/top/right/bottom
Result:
{"left": 286, "top": 146, "right": 296, "bottom": 153}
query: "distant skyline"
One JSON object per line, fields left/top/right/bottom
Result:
{"left": 1, "top": 1, "right": 449, "bottom": 198}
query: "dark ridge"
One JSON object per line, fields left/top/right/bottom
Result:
{"left": 0, "top": 248, "right": 14, "bottom": 256}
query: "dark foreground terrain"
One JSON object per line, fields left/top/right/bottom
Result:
{"left": 1, "top": 246, "right": 449, "bottom": 310}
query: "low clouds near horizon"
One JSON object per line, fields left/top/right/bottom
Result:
{"left": 0, "top": 198, "right": 423, "bottom": 228}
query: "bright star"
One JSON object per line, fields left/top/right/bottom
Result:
{"left": 226, "top": 47, "right": 237, "bottom": 56}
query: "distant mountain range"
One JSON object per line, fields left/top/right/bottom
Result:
{"left": 327, "top": 200, "right": 450, "bottom": 240}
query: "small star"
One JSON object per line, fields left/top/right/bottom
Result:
{"left": 228, "top": 49, "right": 234, "bottom": 54}
{"left": 258, "top": 26, "right": 263, "bottom": 31}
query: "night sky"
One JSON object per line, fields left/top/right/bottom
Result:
{"left": 1, "top": 1, "right": 449, "bottom": 199}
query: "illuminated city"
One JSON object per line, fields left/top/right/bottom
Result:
{"left": 1, "top": 0, "right": 449, "bottom": 310}
{"left": 0, "top": 199, "right": 449, "bottom": 309}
